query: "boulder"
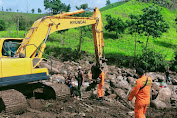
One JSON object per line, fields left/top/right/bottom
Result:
{"left": 87, "top": 70, "right": 92, "bottom": 80}
{"left": 39, "top": 62, "right": 59, "bottom": 74}
{"left": 107, "top": 74, "right": 116, "bottom": 80}
{"left": 152, "top": 82, "right": 161, "bottom": 91}
{"left": 151, "top": 100, "right": 167, "bottom": 109}
{"left": 104, "top": 97, "right": 113, "bottom": 102}
{"left": 124, "top": 69, "right": 135, "bottom": 77}
{"left": 151, "top": 88, "right": 158, "bottom": 100}
{"left": 127, "top": 111, "right": 134, "bottom": 117}
{"left": 117, "top": 68, "right": 122, "bottom": 74}
{"left": 108, "top": 66, "right": 117, "bottom": 75}
{"left": 117, "top": 76, "right": 124, "bottom": 80}
{"left": 171, "top": 77, "right": 177, "bottom": 85}
{"left": 114, "top": 88, "right": 127, "bottom": 99}
{"left": 147, "top": 72, "right": 165, "bottom": 82}
{"left": 156, "top": 87, "right": 172, "bottom": 104}
{"left": 171, "top": 92, "right": 177, "bottom": 107}
{"left": 105, "top": 88, "right": 112, "bottom": 96}
{"left": 90, "top": 90, "right": 97, "bottom": 99}
{"left": 104, "top": 82, "right": 110, "bottom": 89}
{"left": 151, "top": 87, "right": 172, "bottom": 109}
{"left": 55, "top": 75, "right": 65, "bottom": 83}
{"left": 108, "top": 94, "right": 117, "bottom": 99}
{"left": 59, "top": 69, "right": 67, "bottom": 75}
{"left": 111, "top": 78, "right": 131, "bottom": 91}
{"left": 130, "top": 97, "right": 136, "bottom": 106}
{"left": 127, "top": 77, "right": 135, "bottom": 86}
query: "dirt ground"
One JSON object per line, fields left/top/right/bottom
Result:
{"left": 0, "top": 58, "right": 177, "bottom": 118}
{"left": 0, "top": 94, "right": 175, "bottom": 118}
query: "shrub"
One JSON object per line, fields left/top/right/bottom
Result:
{"left": 170, "top": 50, "right": 177, "bottom": 72}
{"left": 105, "top": 15, "right": 127, "bottom": 38}
{"left": 0, "top": 19, "right": 6, "bottom": 31}
{"left": 136, "top": 48, "right": 168, "bottom": 72}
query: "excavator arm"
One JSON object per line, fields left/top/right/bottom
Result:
{"left": 17, "top": 7, "right": 104, "bottom": 68}
{"left": 0, "top": 8, "right": 105, "bottom": 114}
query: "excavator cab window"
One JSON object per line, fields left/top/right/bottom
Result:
{"left": 2, "top": 39, "right": 22, "bottom": 57}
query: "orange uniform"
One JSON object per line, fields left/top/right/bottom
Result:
{"left": 128, "top": 75, "right": 152, "bottom": 118}
{"left": 97, "top": 72, "right": 105, "bottom": 97}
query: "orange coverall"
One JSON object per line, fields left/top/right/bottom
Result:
{"left": 128, "top": 75, "right": 152, "bottom": 118}
{"left": 97, "top": 72, "right": 105, "bottom": 97}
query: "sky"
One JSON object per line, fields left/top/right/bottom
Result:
{"left": 0, "top": 0, "right": 122, "bottom": 13}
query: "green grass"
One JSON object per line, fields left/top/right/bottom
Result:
{"left": 0, "top": 30, "right": 26, "bottom": 38}
{"left": 0, "top": 0, "right": 177, "bottom": 63}
{"left": 0, "top": 11, "right": 45, "bottom": 21}
{"left": 0, "top": 11, "right": 46, "bottom": 30}
{"left": 101, "top": 0, "right": 177, "bottom": 60}
{"left": 100, "top": 1, "right": 127, "bottom": 12}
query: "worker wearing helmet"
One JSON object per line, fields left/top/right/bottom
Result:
{"left": 128, "top": 67, "right": 152, "bottom": 118}
{"left": 97, "top": 66, "right": 105, "bottom": 102}
{"left": 77, "top": 66, "right": 84, "bottom": 98}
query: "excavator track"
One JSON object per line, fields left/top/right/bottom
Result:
{"left": 0, "top": 89, "right": 27, "bottom": 114}
{"left": 42, "top": 82, "right": 70, "bottom": 99}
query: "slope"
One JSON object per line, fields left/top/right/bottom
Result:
{"left": 0, "top": 0, "right": 176, "bottom": 62}
{"left": 101, "top": 0, "right": 177, "bottom": 61}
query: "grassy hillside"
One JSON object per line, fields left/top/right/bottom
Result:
{"left": 0, "top": 0, "right": 177, "bottom": 63}
{"left": 0, "top": 11, "right": 46, "bottom": 30}
{"left": 102, "top": 0, "right": 177, "bottom": 61}
{"left": 100, "top": 1, "right": 127, "bottom": 12}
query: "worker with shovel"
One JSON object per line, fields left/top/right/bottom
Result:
{"left": 128, "top": 67, "right": 152, "bottom": 118}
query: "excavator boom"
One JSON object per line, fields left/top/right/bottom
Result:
{"left": 0, "top": 7, "right": 105, "bottom": 114}
{"left": 17, "top": 7, "right": 104, "bottom": 67}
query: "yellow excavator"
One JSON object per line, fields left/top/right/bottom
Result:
{"left": 0, "top": 7, "right": 104, "bottom": 114}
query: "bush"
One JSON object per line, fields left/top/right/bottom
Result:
{"left": 170, "top": 50, "right": 177, "bottom": 72}
{"left": 0, "top": 19, "right": 6, "bottom": 31}
{"left": 136, "top": 48, "right": 168, "bottom": 72}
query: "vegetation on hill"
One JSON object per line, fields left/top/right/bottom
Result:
{"left": 136, "top": 0, "right": 177, "bottom": 10}
{"left": 0, "top": 11, "right": 46, "bottom": 30}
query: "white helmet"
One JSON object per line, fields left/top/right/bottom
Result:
{"left": 78, "top": 66, "right": 82, "bottom": 70}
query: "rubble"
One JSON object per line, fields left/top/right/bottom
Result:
{"left": 8, "top": 59, "right": 175, "bottom": 118}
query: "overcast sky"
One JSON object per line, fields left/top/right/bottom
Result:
{"left": 0, "top": 0, "right": 122, "bottom": 13}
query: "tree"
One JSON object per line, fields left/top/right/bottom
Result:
{"left": 2, "top": 7, "right": 3, "bottom": 11}
{"left": 126, "top": 14, "right": 142, "bottom": 63}
{"left": 75, "top": 4, "right": 91, "bottom": 52}
{"left": 76, "top": 3, "right": 88, "bottom": 10}
{"left": 0, "top": 19, "right": 6, "bottom": 31}
{"left": 106, "top": 0, "right": 111, "bottom": 5}
{"left": 38, "top": 8, "right": 42, "bottom": 13}
{"left": 9, "top": 8, "right": 12, "bottom": 12}
{"left": 31, "top": 9, "right": 35, "bottom": 13}
{"left": 105, "top": 15, "right": 127, "bottom": 38}
{"left": 44, "top": 0, "right": 71, "bottom": 14}
{"left": 6, "top": 9, "right": 8, "bottom": 12}
{"left": 139, "top": 4, "right": 169, "bottom": 48}
{"left": 175, "top": 17, "right": 177, "bottom": 32}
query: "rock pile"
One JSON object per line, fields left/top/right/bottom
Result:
{"left": 40, "top": 59, "right": 177, "bottom": 110}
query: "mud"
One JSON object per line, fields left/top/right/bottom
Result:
{"left": 0, "top": 59, "right": 176, "bottom": 118}
{"left": 0, "top": 95, "right": 175, "bottom": 118}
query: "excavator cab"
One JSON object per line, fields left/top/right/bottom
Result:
{"left": 0, "top": 38, "right": 23, "bottom": 57}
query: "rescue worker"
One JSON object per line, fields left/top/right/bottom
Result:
{"left": 165, "top": 66, "right": 171, "bottom": 84}
{"left": 128, "top": 67, "right": 152, "bottom": 118}
{"left": 97, "top": 66, "right": 105, "bottom": 102}
{"left": 76, "top": 66, "right": 84, "bottom": 98}
{"left": 65, "top": 73, "right": 74, "bottom": 96}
